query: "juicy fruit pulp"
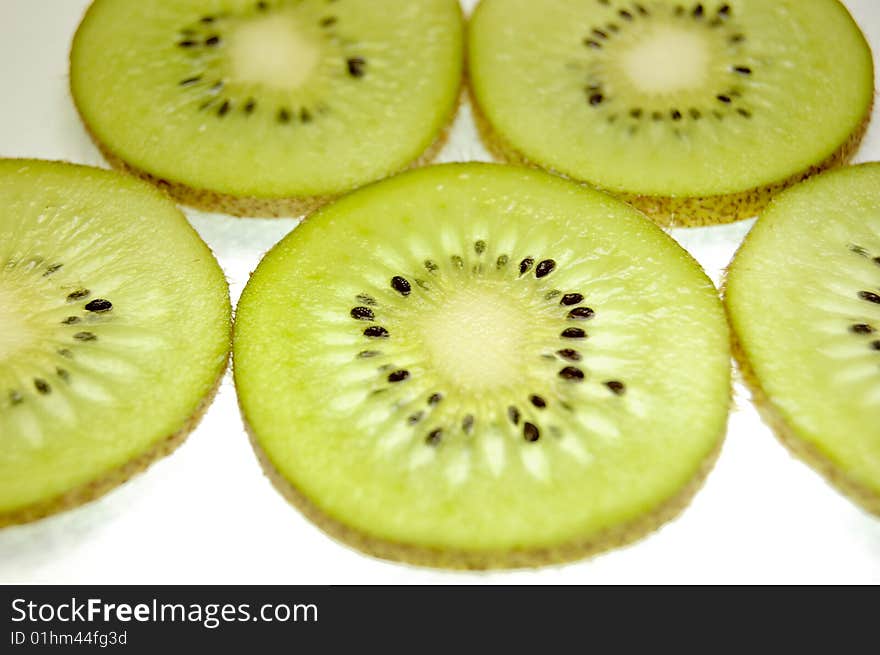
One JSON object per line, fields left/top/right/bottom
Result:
{"left": 726, "top": 163, "right": 880, "bottom": 514}
{"left": 0, "top": 160, "right": 230, "bottom": 524}
{"left": 70, "top": 0, "right": 463, "bottom": 203}
{"left": 234, "top": 164, "right": 731, "bottom": 567}
{"left": 468, "top": 0, "right": 873, "bottom": 220}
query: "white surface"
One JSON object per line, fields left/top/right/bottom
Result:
{"left": 1, "top": 0, "right": 878, "bottom": 585}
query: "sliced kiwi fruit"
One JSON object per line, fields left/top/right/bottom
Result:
{"left": 0, "top": 160, "right": 231, "bottom": 527}
{"left": 726, "top": 163, "right": 880, "bottom": 517}
{"left": 70, "top": 0, "right": 464, "bottom": 217}
{"left": 234, "top": 163, "right": 731, "bottom": 569}
{"left": 467, "top": 0, "right": 874, "bottom": 226}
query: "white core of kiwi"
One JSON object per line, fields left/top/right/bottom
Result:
{"left": 227, "top": 13, "right": 320, "bottom": 90}
{"left": 621, "top": 25, "right": 710, "bottom": 94}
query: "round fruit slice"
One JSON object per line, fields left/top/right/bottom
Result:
{"left": 234, "top": 163, "right": 731, "bottom": 568}
{"left": 726, "top": 163, "right": 880, "bottom": 517}
{"left": 468, "top": 0, "right": 873, "bottom": 226}
{"left": 70, "top": 0, "right": 464, "bottom": 217}
{"left": 0, "top": 160, "right": 231, "bottom": 526}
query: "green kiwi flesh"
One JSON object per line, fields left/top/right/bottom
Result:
{"left": 234, "top": 163, "right": 731, "bottom": 568}
{"left": 467, "top": 0, "right": 874, "bottom": 226}
{"left": 726, "top": 163, "right": 880, "bottom": 517}
{"left": 0, "top": 160, "right": 231, "bottom": 526}
{"left": 70, "top": 0, "right": 464, "bottom": 216}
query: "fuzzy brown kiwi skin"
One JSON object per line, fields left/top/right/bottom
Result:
{"left": 0, "top": 348, "right": 231, "bottom": 529}
{"left": 723, "top": 285, "right": 880, "bottom": 518}
{"left": 468, "top": 85, "right": 873, "bottom": 228}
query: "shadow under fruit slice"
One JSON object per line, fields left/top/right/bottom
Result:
{"left": 0, "top": 160, "right": 231, "bottom": 527}
{"left": 234, "top": 163, "right": 731, "bottom": 569}
{"left": 467, "top": 0, "right": 873, "bottom": 227}
{"left": 70, "top": 0, "right": 464, "bottom": 217}
{"left": 726, "top": 163, "right": 880, "bottom": 517}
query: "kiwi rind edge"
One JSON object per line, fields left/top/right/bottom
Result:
{"left": 73, "top": 68, "right": 464, "bottom": 218}
{"left": 468, "top": 82, "right": 873, "bottom": 228}
{"left": 0, "top": 357, "right": 230, "bottom": 529}
{"left": 723, "top": 290, "right": 880, "bottom": 518}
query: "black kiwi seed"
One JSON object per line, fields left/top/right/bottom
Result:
{"left": 347, "top": 57, "right": 366, "bottom": 78}
{"left": 559, "top": 367, "right": 585, "bottom": 381}
{"left": 56, "top": 368, "right": 70, "bottom": 382}
{"left": 178, "top": 40, "right": 197, "bottom": 48}
{"left": 73, "top": 332, "right": 97, "bottom": 342}
{"left": 859, "top": 291, "right": 880, "bottom": 305}
{"left": 357, "top": 350, "right": 380, "bottom": 359}
{"left": 34, "top": 379, "right": 51, "bottom": 395}
{"left": 568, "top": 307, "right": 595, "bottom": 320}
{"left": 671, "top": 109, "right": 682, "bottom": 121}
{"left": 523, "top": 422, "right": 540, "bottom": 442}
{"left": 690, "top": 108, "right": 702, "bottom": 120}
{"left": 474, "top": 240, "right": 487, "bottom": 255}
{"left": 519, "top": 258, "right": 535, "bottom": 275}
{"left": 589, "top": 93, "right": 605, "bottom": 106}
{"left": 692, "top": 4, "right": 704, "bottom": 18}
{"left": 734, "top": 66, "right": 752, "bottom": 75}
{"left": 737, "top": 108, "right": 752, "bottom": 119}
{"left": 508, "top": 406, "right": 521, "bottom": 425}
{"left": 43, "top": 263, "right": 63, "bottom": 276}
{"left": 593, "top": 28, "right": 608, "bottom": 39}
{"left": 462, "top": 415, "right": 475, "bottom": 433}
{"left": 730, "top": 34, "right": 745, "bottom": 44}
{"left": 424, "top": 259, "right": 439, "bottom": 273}
{"left": 408, "top": 411, "right": 424, "bottom": 426}
{"left": 320, "top": 16, "right": 337, "bottom": 27}
{"left": 356, "top": 294, "right": 377, "bottom": 306}
{"left": 496, "top": 255, "right": 509, "bottom": 269}
{"left": 451, "top": 255, "right": 464, "bottom": 269}
{"left": 67, "top": 289, "right": 90, "bottom": 302}
{"left": 874, "top": 257, "right": 880, "bottom": 266}
{"left": 606, "top": 380, "right": 627, "bottom": 395}
{"left": 635, "top": 3, "right": 649, "bottom": 16}
{"left": 391, "top": 276, "right": 411, "bottom": 296}
{"left": 61, "top": 316, "right": 81, "bottom": 325}
{"left": 244, "top": 99, "right": 256, "bottom": 114}
{"left": 216, "top": 100, "right": 230, "bottom": 116}
{"left": 717, "top": 94, "right": 732, "bottom": 104}
{"left": 561, "top": 327, "right": 587, "bottom": 339}
{"left": 630, "top": 108, "right": 643, "bottom": 119}
{"left": 426, "top": 429, "right": 443, "bottom": 446}
{"left": 718, "top": 4, "right": 731, "bottom": 18}
{"left": 428, "top": 392, "right": 443, "bottom": 406}
{"left": 530, "top": 395, "right": 547, "bottom": 409}
{"left": 350, "top": 306, "right": 375, "bottom": 321}
{"left": 852, "top": 324, "right": 875, "bottom": 335}
{"left": 200, "top": 16, "right": 215, "bottom": 23}
{"left": 278, "top": 108, "right": 292, "bottom": 123}
{"left": 560, "top": 293, "right": 584, "bottom": 306}
{"left": 256, "top": 1, "right": 268, "bottom": 10}
{"left": 85, "top": 299, "right": 112, "bottom": 313}
{"left": 388, "top": 370, "right": 410, "bottom": 383}
{"left": 535, "top": 259, "right": 556, "bottom": 278}
{"left": 363, "top": 326, "right": 389, "bottom": 338}
{"left": 871, "top": 341, "right": 880, "bottom": 351}
{"left": 619, "top": 9, "right": 633, "bottom": 21}
{"left": 180, "top": 76, "right": 202, "bottom": 87}
{"left": 205, "top": 35, "right": 221, "bottom": 46}
{"left": 557, "top": 349, "right": 582, "bottom": 362}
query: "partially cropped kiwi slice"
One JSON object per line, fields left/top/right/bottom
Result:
{"left": 726, "top": 163, "right": 880, "bottom": 517}
{"left": 70, "top": 0, "right": 464, "bottom": 217}
{"left": 0, "top": 160, "right": 230, "bottom": 526}
{"left": 234, "top": 163, "right": 731, "bottom": 568}
{"left": 468, "top": 0, "right": 874, "bottom": 226}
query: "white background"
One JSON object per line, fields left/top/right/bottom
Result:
{"left": 0, "top": 0, "right": 878, "bottom": 584}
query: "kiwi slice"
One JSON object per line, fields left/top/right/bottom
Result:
{"left": 234, "top": 163, "right": 731, "bottom": 568}
{"left": 467, "top": 0, "right": 874, "bottom": 226}
{"left": 0, "top": 160, "right": 231, "bottom": 526}
{"left": 70, "top": 0, "right": 464, "bottom": 217}
{"left": 726, "top": 163, "right": 880, "bottom": 517}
